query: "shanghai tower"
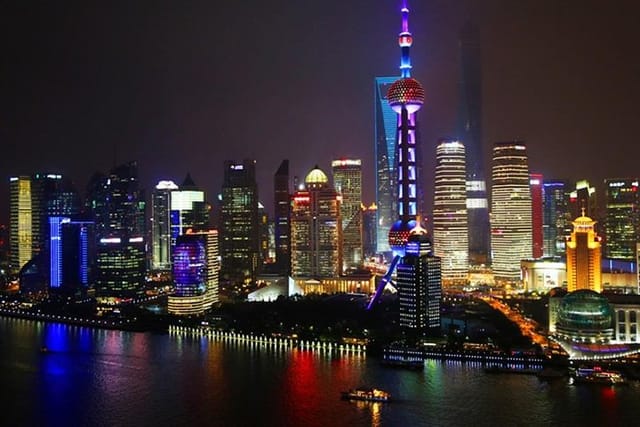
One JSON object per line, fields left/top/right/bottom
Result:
{"left": 457, "top": 22, "right": 490, "bottom": 265}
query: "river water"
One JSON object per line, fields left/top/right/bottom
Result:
{"left": 0, "top": 317, "right": 637, "bottom": 426}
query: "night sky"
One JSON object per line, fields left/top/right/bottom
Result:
{"left": 2, "top": 0, "right": 640, "bottom": 224}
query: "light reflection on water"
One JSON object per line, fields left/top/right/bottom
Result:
{"left": 1, "top": 317, "right": 639, "bottom": 426}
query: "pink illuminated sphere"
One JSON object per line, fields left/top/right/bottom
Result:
{"left": 387, "top": 77, "right": 424, "bottom": 113}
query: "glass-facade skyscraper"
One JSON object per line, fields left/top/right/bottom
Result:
{"left": 604, "top": 178, "right": 639, "bottom": 260}
{"left": 542, "top": 180, "right": 570, "bottom": 257}
{"left": 332, "top": 159, "right": 363, "bottom": 270}
{"left": 170, "top": 174, "right": 209, "bottom": 247}
{"left": 433, "top": 140, "right": 468, "bottom": 286}
{"left": 530, "top": 173, "right": 544, "bottom": 259}
{"left": 151, "top": 180, "right": 179, "bottom": 271}
{"left": 490, "top": 142, "right": 532, "bottom": 284}
{"left": 168, "top": 229, "right": 219, "bottom": 315}
{"left": 9, "top": 173, "right": 79, "bottom": 274}
{"left": 456, "top": 21, "right": 490, "bottom": 265}
{"left": 397, "top": 232, "right": 442, "bottom": 337}
{"left": 220, "top": 159, "right": 260, "bottom": 281}
{"left": 274, "top": 160, "right": 291, "bottom": 273}
{"left": 88, "top": 161, "right": 146, "bottom": 300}
{"left": 49, "top": 217, "right": 95, "bottom": 297}
{"left": 9, "top": 176, "right": 33, "bottom": 272}
{"left": 375, "top": 76, "right": 400, "bottom": 255}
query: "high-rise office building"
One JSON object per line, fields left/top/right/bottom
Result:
{"left": 95, "top": 236, "right": 146, "bottom": 300}
{"left": 433, "top": 140, "right": 468, "bottom": 286}
{"left": 543, "top": 180, "right": 570, "bottom": 257}
{"left": 456, "top": 21, "right": 490, "bottom": 265}
{"left": 566, "top": 213, "right": 602, "bottom": 293}
{"left": 397, "top": 229, "right": 442, "bottom": 336}
{"left": 604, "top": 178, "right": 639, "bottom": 260}
{"left": 220, "top": 159, "right": 260, "bottom": 280}
{"left": 290, "top": 166, "right": 342, "bottom": 278}
{"left": 9, "top": 176, "right": 33, "bottom": 272}
{"left": 362, "top": 203, "right": 378, "bottom": 259}
{"left": 274, "top": 160, "right": 291, "bottom": 273}
{"left": 530, "top": 173, "right": 544, "bottom": 259}
{"left": 258, "top": 202, "right": 270, "bottom": 263}
{"left": 9, "top": 173, "right": 79, "bottom": 274}
{"left": 168, "top": 229, "right": 219, "bottom": 315}
{"left": 88, "top": 162, "right": 146, "bottom": 238}
{"left": 49, "top": 217, "right": 95, "bottom": 297}
{"left": 375, "top": 76, "right": 400, "bottom": 255}
{"left": 88, "top": 161, "right": 146, "bottom": 299}
{"left": 490, "top": 142, "right": 532, "bottom": 284}
{"left": 569, "top": 180, "right": 597, "bottom": 219}
{"left": 170, "top": 174, "right": 209, "bottom": 245}
{"left": 332, "top": 159, "right": 363, "bottom": 270}
{"left": 151, "top": 180, "right": 179, "bottom": 271}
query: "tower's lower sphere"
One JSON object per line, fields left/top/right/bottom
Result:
{"left": 388, "top": 219, "right": 417, "bottom": 256}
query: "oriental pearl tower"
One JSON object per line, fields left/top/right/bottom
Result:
{"left": 368, "top": 0, "right": 426, "bottom": 310}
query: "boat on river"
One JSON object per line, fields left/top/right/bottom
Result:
{"left": 341, "top": 388, "right": 391, "bottom": 402}
{"left": 573, "top": 366, "right": 626, "bottom": 385}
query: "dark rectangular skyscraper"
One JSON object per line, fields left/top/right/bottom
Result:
{"left": 456, "top": 22, "right": 490, "bottom": 265}
{"left": 274, "top": 160, "right": 291, "bottom": 274}
{"left": 530, "top": 173, "right": 544, "bottom": 259}
{"left": 220, "top": 159, "right": 260, "bottom": 281}
{"left": 542, "top": 180, "right": 570, "bottom": 257}
{"left": 604, "top": 178, "right": 639, "bottom": 260}
{"left": 396, "top": 234, "right": 441, "bottom": 337}
{"left": 88, "top": 161, "right": 146, "bottom": 299}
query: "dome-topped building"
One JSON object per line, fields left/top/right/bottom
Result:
{"left": 555, "top": 289, "right": 614, "bottom": 343}
{"left": 304, "top": 165, "right": 329, "bottom": 189}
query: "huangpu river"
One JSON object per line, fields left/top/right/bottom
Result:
{"left": 1, "top": 317, "right": 638, "bottom": 426}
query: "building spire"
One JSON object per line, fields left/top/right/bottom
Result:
{"left": 399, "top": 0, "right": 413, "bottom": 78}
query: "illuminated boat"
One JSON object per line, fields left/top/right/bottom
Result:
{"left": 573, "top": 366, "right": 626, "bottom": 385}
{"left": 341, "top": 388, "right": 391, "bottom": 402}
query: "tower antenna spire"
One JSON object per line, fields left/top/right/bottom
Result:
{"left": 399, "top": 0, "right": 413, "bottom": 78}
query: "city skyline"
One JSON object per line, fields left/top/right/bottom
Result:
{"left": 3, "top": 0, "right": 640, "bottom": 224}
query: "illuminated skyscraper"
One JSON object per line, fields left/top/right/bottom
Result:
{"left": 332, "top": 159, "right": 363, "bottom": 269}
{"left": 456, "top": 21, "right": 489, "bottom": 265}
{"left": 220, "top": 159, "right": 260, "bottom": 280}
{"left": 9, "top": 176, "right": 32, "bottom": 272}
{"left": 170, "top": 174, "right": 209, "bottom": 245}
{"left": 168, "top": 229, "right": 219, "bottom": 315}
{"left": 49, "top": 217, "right": 95, "bottom": 297}
{"left": 433, "top": 139, "right": 468, "bottom": 285}
{"left": 9, "top": 173, "right": 79, "bottom": 273}
{"left": 290, "top": 166, "right": 341, "bottom": 278}
{"left": 566, "top": 213, "right": 602, "bottom": 293}
{"left": 375, "top": 76, "right": 400, "bottom": 254}
{"left": 569, "top": 180, "right": 597, "bottom": 219}
{"left": 604, "top": 178, "right": 639, "bottom": 260}
{"left": 274, "top": 160, "right": 291, "bottom": 273}
{"left": 530, "top": 173, "right": 544, "bottom": 259}
{"left": 397, "top": 229, "right": 441, "bottom": 336}
{"left": 543, "top": 180, "right": 570, "bottom": 257}
{"left": 151, "top": 180, "right": 179, "bottom": 271}
{"left": 490, "top": 142, "right": 532, "bottom": 284}
{"left": 362, "top": 203, "right": 378, "bottom": 259}
{"left": 88, "top": 162, "right": 146, "bottom": 299}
